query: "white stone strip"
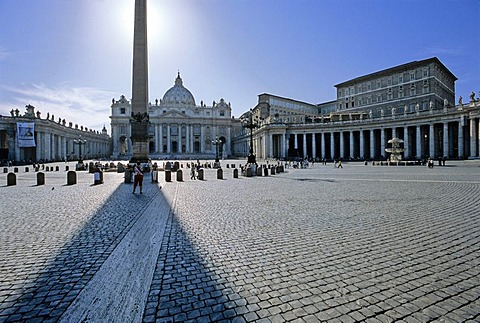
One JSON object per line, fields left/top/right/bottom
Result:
{"left": 60, "top": 189, "right": 170, "bottom": 322}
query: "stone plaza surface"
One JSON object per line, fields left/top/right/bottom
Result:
{"left": 0, "top": 161, "right": 479, "bottom": 322}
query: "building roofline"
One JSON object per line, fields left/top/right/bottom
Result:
{"left": 334, "top": 57, "right": 458, "bottom": 88}
{"left": 258, "top": 93, "right": 317, "bottom": 107}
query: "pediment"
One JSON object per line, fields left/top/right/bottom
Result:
{"left": 161, "top": 109, "right": 189, "bottom": 118}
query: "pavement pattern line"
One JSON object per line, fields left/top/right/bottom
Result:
{"left": 59, "top": 186, "right": 170, "bottom": 322}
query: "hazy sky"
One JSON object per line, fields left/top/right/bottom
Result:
{"left": 1, "top": 0, "right": 479, "bottom": 132}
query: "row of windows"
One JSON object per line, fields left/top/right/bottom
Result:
{"left": 339, "top": 68, "right": 430, "bottom": 97}
{"left": 118, "top": 107, "right": 226, "bottom": 117}
{"left": 342, "top": 82, "right": 431, "bottom": 109}
{"left": 119, "top": 125, "right": 226, "bottom": 135}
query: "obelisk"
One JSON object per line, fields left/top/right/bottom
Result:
{"left": 130, "top": 0, "right": 149, "bottom": 163}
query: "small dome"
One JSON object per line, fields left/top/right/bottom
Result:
{"left": 161, "top": 72, "right": 196, "bottom": 106}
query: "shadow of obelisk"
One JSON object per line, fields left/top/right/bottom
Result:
{"left": 130, "top": 0, "right": 149, "bottom": 164}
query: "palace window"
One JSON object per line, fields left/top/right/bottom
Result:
{"left": 388, "top": 77, "right": 392, "bottom": 86}
{"left": 410, "top": 84, "right": 416, "bottom": 96}
{"left": 120, "top": 125, "right": 126, "bottom": 134}
{"left": 423, "top": 68, "right": 429, "bottom": 78}
{"left": 220, "top": 110, "right": 225, "bottom": 117}
{"left": 410, "top": 71, "right": 415, "bottom": 81}
{"left": 398, "top": 75, "right": 403, "bottom": 83}
{"left": 120, "top": 108, "right": 126, "bottom": 114}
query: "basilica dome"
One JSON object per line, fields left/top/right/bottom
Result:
{"left": 161, "top": 73, "right": 196, "bottom": 106}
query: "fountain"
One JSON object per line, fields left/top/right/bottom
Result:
{"left": 385, "top": 137, "right": 405, "bottom": 162}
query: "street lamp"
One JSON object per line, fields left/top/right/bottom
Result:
{"left": 241, "top": 109, "right": 262, "bottom": 164}
{"left": 212, "top": 136, "right": 222, "bottom": 164}
{"left": 74, "top": 135, "right": 87, "bottom": 163}
{"left": 424, "top": 133, "right": 428, "bottom": 158}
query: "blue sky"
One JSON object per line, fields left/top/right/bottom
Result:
{"left": 1, "top": 0, "right": 479, "bottom": 132}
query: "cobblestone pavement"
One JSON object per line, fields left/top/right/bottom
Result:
{"left": 1, "top": 161, "right": 479, "bottom": 322}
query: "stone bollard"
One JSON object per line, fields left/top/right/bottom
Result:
{"left": 45, "top": 166, "right": 49, "bottom": 172}
{"left": 165, "top": 170, "right": 172, "bottom": 182}
{"left": 3, "top": 167, "right": 7, "bottom": 173}
{"left": 67, "top": 171, "right": 77, "bottom": 185}
{"left": 217, "top": 168, "right": 223, "bottom": 180}
{"left": 197, "top": 168, "right": 204, "bottom": 180}
{"left": 176, "top": 169, "right": 183, "bottom": 182}
{"left": 25, "top": 167, "right": 29, "bottom": 172}
{"left": 37, "top": 172, "right": 45, "bottom": 186}
{"left": 124, "top": 169, "right": 132, "bottom": 184}
{"left": 226, "top": 164, "right": 229, "bottom": 168}
{"left": 276, "top": 166, "right": 281, "bottom": 174}
{"left": 264, "top": 167, "right": 269, "bottom": 176}
{"left": 246, "top": 168, "right": 253, "bottom": 177}
{"left": 233, "top": 168, "right": 238, "bottom": 178}
{"left": 65, "top": 166, "right": 70, "bottom": 171}
{"left": 7, "top": 173, "right": 16, "bottom": 186}
{"left": 94, "top": 169, "right": 103, "bottom": 185}
{"left": 14, "top": 167, "right": 18, "bottom": 173}
{"left": 256, "top": 167, "right": 262, "bottom": 176}
{"left": 231, "top": 164, "right": 235, "bottom": 169}
{"left": 55, "top": 166, "right": 59, "bottom": 171}
{"left": 173, "top": 162, "right": 180, "bottom": 172}
{"left": 35, "top": 167, "right": 39, "bottom": 172}
{"left": 271, "top": 167, "right": 276, "bottom": 175}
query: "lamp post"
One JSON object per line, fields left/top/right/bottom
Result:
{"left": 74, "top": 135, "right": 87, "bottom": 163}
{"left": 241, "top": 109, "right": 262, "bottom": 164}
{"left": 212, "top": 136, "right": 222, "bottom": 164}
{"left": 424, "top": 133, "right": 428, "bottom": 158}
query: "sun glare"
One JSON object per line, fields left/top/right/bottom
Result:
{"left": 117, "top": 1, "right": 168, "bottom": 47}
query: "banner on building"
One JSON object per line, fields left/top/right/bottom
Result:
{"left": 17, "top": 122, "right": 36, "bottom": 147}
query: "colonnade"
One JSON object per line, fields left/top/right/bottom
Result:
{"left": 241, "top": 113, "right": 480, "bottom": 161}
{"left": 31, "top": 131, "right": 110, "bottom": 162}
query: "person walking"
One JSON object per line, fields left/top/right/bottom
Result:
{"left": 190, "top": 164, "right": 196, "bottom": 180}
{"left": 132, "top": 161, "right": 144, "bottom": 194}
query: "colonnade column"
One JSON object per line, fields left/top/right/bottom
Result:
{"left": 404, "top": 126, "right": 409, "bottom": 158}
{"left": 320, "top": 132, "right": 325, "bottom": 159}
{"left": 45, "top": 133, "right": 51, "bottom": 161}
{"left": 429, "top": 125, "right": 435, "bottom": 158}
{"left": 294, "top": 133, "right": 298, "bottom": 154}
{"left": 303, "top": 133, "right": 307, "bottom": 158}
{"left": 339, "top": 131, "right": 344, "bottom": 159}
{"left": 268, "top": 134, "right": 273, "bottom": 158}
{"left": 416, "top": 125, "right": 421, "bottom": 158}
{"left": 330, "top": 132, "right": 335, "bottom": 159}
{"left": 359, "top": 130, "right": 364, "bottom": 159}
{"left": 470, "top": 118, "right": 478, "bottom": 158}
{"left": 380, "top": 128, "right": 385, "bottom": 158}
{"left": 443, "top": 123, "right": 448, "bottom": 158}
{"left": 369, "top": 130, "right": 374, "bottom": 159}
{"left": 280, "top": 133, "right": 285, "bottom": 159}
{"left": 349, "top": 131, "right": 354, "bottom": 159}
{"left": 311, "top": 133, "right": 316, "bottom": 160}
{"left": 458, "top": 119, "right": 464, "bottom": 158}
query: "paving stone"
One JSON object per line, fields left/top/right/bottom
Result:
{"left": 1, "top": 162, "right": 480, "bottom": 322}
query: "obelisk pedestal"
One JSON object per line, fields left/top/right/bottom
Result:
{"left": 130, "top": 0, "right": 149, "bottom": 164}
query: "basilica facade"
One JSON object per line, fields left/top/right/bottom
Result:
{"left": 232, "top": 57, "right": 480, "bottom": 161}
{"left": 110, "top": 73, "right": 235, "bottom": 160}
